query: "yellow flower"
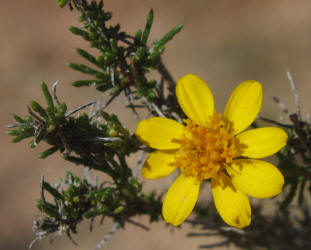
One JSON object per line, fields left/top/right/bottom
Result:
{"left": 135, "top": 74, "right": 287, "bottom": 228}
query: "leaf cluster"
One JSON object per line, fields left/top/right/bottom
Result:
{"left": 67, "top": 0, "right": 183, "bottom": 104}
{"left": 34, "top": 172, "right": 161, "bottom": 240}
{"left": 275, "top": 113, "right": 311, "bottom": 209}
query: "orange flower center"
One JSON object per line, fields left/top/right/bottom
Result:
{"left": 172, "top": 112, "right": 239, "bottom": 182}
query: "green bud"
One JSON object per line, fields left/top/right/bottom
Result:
{"left": 47, "top": 124, "right": 56, "bottom": 133}
{"left": 73, "top": 196, "right": 80, "bottom": 203}
{"left": 113, "top": 206, "right": 124, "bottom": 214}
{"left": 108, "top": 128, "right": 118, "bottom": 137}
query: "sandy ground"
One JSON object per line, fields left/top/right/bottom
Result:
{"left": 2, "top": 1, "right": 311, "bottom": 250}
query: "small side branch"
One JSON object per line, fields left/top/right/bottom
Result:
{"left": 52, "top": 81, "right": 61, "bottom": 106}
{"left": 286, "top": 70, "right": 301, "bottom": 119}
{"left": 95, "top": 223, "right": 120, "bottom": 250}
{"left": 65, "top": 101, "right": 96, "bottom": 117}
{"left": 156, "top": 57, "right": 176, "bottom": 91}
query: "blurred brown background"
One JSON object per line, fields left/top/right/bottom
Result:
{"left": 2, "top": 0, "right": 311, "bottom": 249}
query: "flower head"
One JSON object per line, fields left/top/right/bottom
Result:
{"left": 135, "top": 74, "right": 287, "bottom": 228}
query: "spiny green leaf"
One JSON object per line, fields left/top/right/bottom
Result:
{"left": 13, "top": 114, "right": 24, "bottom": 123}
{"left": 42, "top": 180, "right": 64, "bottom": 200}
{"left": 76, "top": 48, "right": 100, "bottom": 67}
{"left": 37, "top": 200, "right": 59, "bottom": 218}
{"left": 98, "top": 0, "right": 104, "bottom": 10}
{"left": 68, "top": 62, "right": 102, "bottom": 75}
{"left": 7, "top": 130, "right": 21, "bottom": 136}
{"left": 69, "top": 26, "right": 90, "bottom": 41}
{"left": 72, "top": 79, "right": 104, "bottom": 87}
{"left": 12, "top": 134, "right": 32, "bottom": 143}
{"left": 142, "top": 9, "right": 154, "bottom": 45}
{"left": 113, "top": 206, "right": 124, "bottom": 214}
{"left": 96, "top": 83, "right": 113, "bottom": 92}
{"left": 156, "top": 23, "right": 183, "bottom": 48}
{"left": 39, "top": 146, "right": 59, "bottom": 159}
{"left": 29, "top": 101, "right": 48, "bottom": 118}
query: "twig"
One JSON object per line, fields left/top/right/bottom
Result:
{"left": 96, "top": 95, "right": 103, "bottom": 124}
{"left": 95, "top": 223, "right": 119, "bottom": 250}
{"left": 135, "top": 150, "right": 145, "bottom": 178}
{"left": 156, "top": 57, "right": 176, "bottom": 90}
{"left": 198, "top": 240, "right": 230, "bottom": 249}
{"left": 89, "top": 90, "right": 122, "bottom": 120}
{"left": 126, "top": 218, "right": 150, "bottom": 231}
{"left": 286, "top": 70, "right": 301, "bottom": 119}
{"left": 72, "top": 0, "right": 134, "bottom": 47}
{"left": 65, "top": 101, "right": 96, "bottom": 117}
{"left": 66, "top": 230, "right": 78, "bottom": 246}
{"left": 86, "top": 137, "right": 120, "bottom": 142}
{"left": 40, "top": 176, "right": 46, "bottom": 203}
{"left": 142, "top": 98, "right": 165, "bottom": 117}
{"left": 83, "top": 166, "right": 96, "bottom": 187}
{"left": 125, "top": 87, "right": 140, "bottom": 121}
{"left": 171, "top": 112, "right": 182, "bottom": 123}
{"left": 151, "top": 103, "right": 165, "bottom": 117}
{"left": 271, "top": 96, "right": 290, "bottom": 116}
{"left": 110, "top": 67, "right": 115, "bottom": 86}
{"left": 52, "top": 81, "right": 61, "bottom": 106}
{"left": 259, "top": 116, "right": 292, "bottom": 128}
{"left": 6, "top": 122, "right": 35, "bottom": 128}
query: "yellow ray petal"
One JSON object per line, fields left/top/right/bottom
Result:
{"left": 224, "top": 80, "right": 262, "bottom": 135}
{"left": 136, "top": 117, "right": 184, "bottom": 150}
{"left": 176, "top": 74, "right": 214, "bottom": 127}
{"left": 212, "top": 172, "right": 251, "bottom": 228}
{"left": 141, "top": 150, "right": 177, "bottom": 179}
{"left": 162, "top": 174, "right": 200, "bottom": 226}
{"left": 236, "top": 127, "right": 288, "bottom": 158}
{"left": 227, "top": 159, "right": 284, "bottom": 198}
